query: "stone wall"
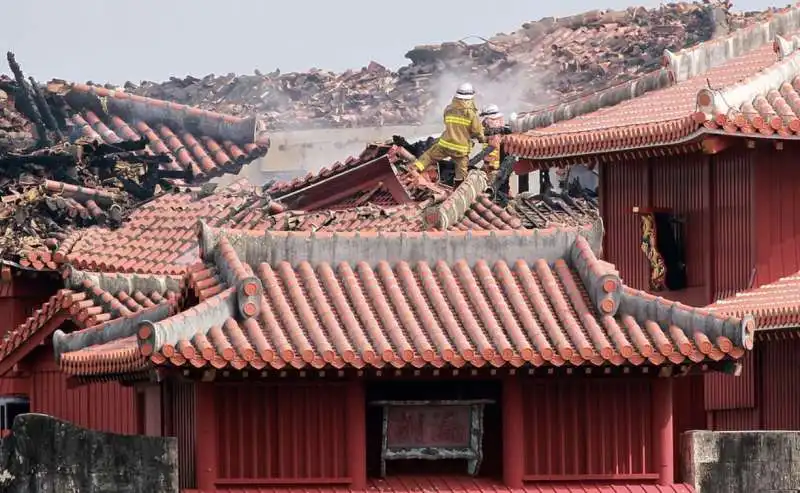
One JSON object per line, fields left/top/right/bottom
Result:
{"left": 682, "top": 430, "right": 800, "bottom": 493}
{"left": 0, "top": 413, "right": 178, "bottom": 493}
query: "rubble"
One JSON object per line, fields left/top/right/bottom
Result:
{"left": 121, "top": 2, "right": 777, "bottom": 130}
{"left": 0, "top": 87, "right": 34, "bottom": 153}
{"left": 0, "top": 55, "right": 189, "bottom": 265}
{"left": 0, "top": 138, "right": 170, "bottom": 264}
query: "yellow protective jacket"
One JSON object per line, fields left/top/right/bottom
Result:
{"left": 482, "top": 114, "right": 505, "bottom": 168}
{"left": 437, "top": 98, "right": 486, "bottom": 156}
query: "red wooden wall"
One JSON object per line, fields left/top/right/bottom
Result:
{"left": 599, "top": 159, "right": 649, "bottom": 291}
{"left": 600, "top": 149, "right": 754, "bottom": 307}
{"left": 213, "top": 382, "right": 350, "bottom": 485}
{"left": 705, "top": 337, "right": 800, "bottom": 430}
{"left": 164, "top": 380, "right": 197, "bottom": 490}
{"left": 27, "top": 349, "right": 138, "bottom": 435}
{"left": 521, "top": 378, "right": 655, "bottom": 481}
{"left": 752, "top": 148, "right": 800, "bottom": 287}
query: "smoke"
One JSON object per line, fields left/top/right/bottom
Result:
{"left": 423, "top": 68, "right": 550, "bottom": 124}
{"left": 215, "top": 124, "right": 442, "bottom": 187}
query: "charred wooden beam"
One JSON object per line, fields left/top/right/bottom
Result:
{"left": 28, "top": 76, "right": 63, "bottom": 140}
{"left": 0, "top": 152, "right": 77, "bottom": 168}
{"left": 81, "top": 139, "right": 148, "bottom": 156}
{"left": 7, "top": 52, "right": 50, "bottom": 147}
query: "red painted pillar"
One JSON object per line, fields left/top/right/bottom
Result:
{"left": 502, "top": 374, "right": 525, "bottom": 488}
{"left": 347, "top": 379, "right": 367, "bottom": 490}
{"left": 652, "top": 377, "right": 674, "bottom": 485}
{"left": 195, "top": 381, "right": 217, "bottom": 490}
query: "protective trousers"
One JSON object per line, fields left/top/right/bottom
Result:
{"left": 414, "top": 143, "right": 469, "bottom": 181}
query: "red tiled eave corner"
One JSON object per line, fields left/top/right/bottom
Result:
{"left": 708, "top": 271, "right": 800, "bottom": 331}
{"left": 59, "top": 225, "right": 753, "bottom": 377}
{"left": 0, "top": 269, "right": 181, "bottom": 375}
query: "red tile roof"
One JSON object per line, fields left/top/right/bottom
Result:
{"left": 57, "top": 185, "right": 256, "bottom": 275}
{"left": 57, "top": 224, "right": 753, "bottom": 378}
{"left": 37, "top": 169, "right": 596, "bottom": 276}
{"left": 185, "top": 476, "right": 695, "bottom": 493}
{"left": 46, "top": 81, "right": 269, "bottom": 181}
{"left": 0, "top": 268, "right": 180, "bottom": 376}
{"left": 708, "top": 271, "right": 800, "bottom": 331}
{"left": 504, "top": 7, "right": 800, "bottom": 160}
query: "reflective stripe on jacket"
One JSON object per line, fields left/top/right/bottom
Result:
{"left": 438, "top": 98, "right": 486, "bottom": 156}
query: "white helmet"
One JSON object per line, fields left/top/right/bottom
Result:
{"left": 480, "top": 104, "right": 501, "bottom": 117}
{"left": 455, "top": 83, "right": 475, "bottom": 100}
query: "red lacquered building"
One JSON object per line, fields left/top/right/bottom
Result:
{"left": 505, "top": 4, "right": 800, "bottom": 446}
{"left": 48, "top": 217, "right": 750, "bottom": 492}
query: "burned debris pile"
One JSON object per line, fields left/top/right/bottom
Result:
{"left": 0, "top": 93, "right": 34, "bottom": 153}
{"left": 0, "top": 137, "right": 172, "bottom": 264}
{"left": 121, "top": 2, "right": 774, "bottom": 129}
{"left": 0, "top": 54, "right": 178, "bottom": 265}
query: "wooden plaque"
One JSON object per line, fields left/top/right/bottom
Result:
{"left": 370, "top": 399, "right": 493, "bottom": 477}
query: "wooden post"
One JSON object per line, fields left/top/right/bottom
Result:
{"left": 502, "top": 374, "right": 524, "bottom": 488}
{"left": 195, "top": 381, "right": 217, "bottom": 490}
{"left": 652, "top": 377, "right": 674, "bottom": 485}
{"left": 347, "top": 379, "right": 367, "bottom": 489}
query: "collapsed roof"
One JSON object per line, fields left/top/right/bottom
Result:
{"left": 0, "top": 53, "right": 270, "bottom": 264}
{"left": 119, "top": 3, "right": 776, "bottom": 130}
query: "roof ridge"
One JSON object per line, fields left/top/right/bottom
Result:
{"left": 137, "top": 286, "right": 237, "bottom": 360}
{"left": 198, "top": 219, "right": 603, "bottom": 269}
{"left": 53, "top": 301, "right": 174, "bottom": 365}
{"left": 665, "top": 5, "right": 800, "bottom": 82}
{"left": 422, "top": 169, "right": 489, "bottom": 230}
{"left": 46, "top": 80, "right": 265, "bottom": 146}
{"left": 63, "top": 267, "right": 183, "bottom": 295}
{"left": 695, "top": 39, "right": 800, "bottom": 124}
{"left": 620, "top": 286, "right": 755, "bottom": 351}
{"left": 569, "top": 235, "right": 622, "bottom": 316}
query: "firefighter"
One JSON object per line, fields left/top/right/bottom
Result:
{"left": 413, "top": 83, "right": 486, "bottom": 187}
{"left": 480, "top": 104, "right": 505, "bottom": 181}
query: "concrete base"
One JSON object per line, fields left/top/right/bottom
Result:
{"left": 0, "top": 413, "right": 178, "bottom": 493}
{"left": 682, "top": 430, "right": 800, "bottom": 493}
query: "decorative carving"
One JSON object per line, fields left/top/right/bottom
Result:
{"left": 370, "top": 399, "right": 493, "bottom": 477}
{"left": 635, "top": 208, "right": 687, "bottom": 292}
{"left": 640, "top": 212, "right": 667, "bottom": 291}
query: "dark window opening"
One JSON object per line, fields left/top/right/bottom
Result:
{"left": 365, "top": 379, "right": 502, "bottom": 479}
{"left": 0, "top": 397, "right": 30, "bottom": 431}
{"left": 518, "top": 172, "right": 529, "bottom": 193}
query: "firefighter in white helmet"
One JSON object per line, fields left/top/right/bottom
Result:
{"left": 413, "top": 83, "right": 486, "bottom": 188}
{"left": 480, "top": 104, "right": 505, "bottom": 182}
